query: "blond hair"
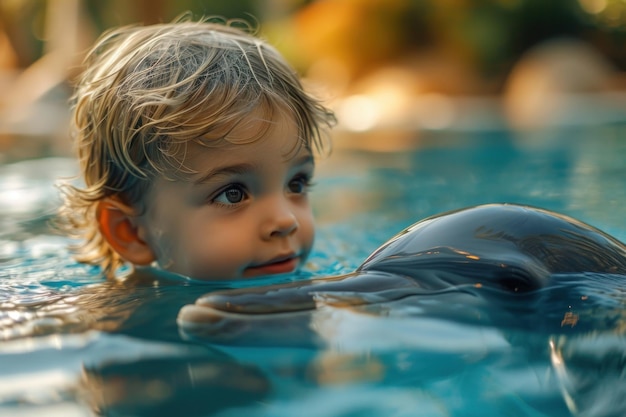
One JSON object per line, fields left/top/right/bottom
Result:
{"left": 58, "top": 16, "right": 335, "bottom": 277}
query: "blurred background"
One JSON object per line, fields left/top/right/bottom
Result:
{"left": 0, "top": 0, "right": 625, "bottom": 160}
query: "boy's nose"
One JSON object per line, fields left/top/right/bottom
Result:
{"left": 261, "top": 198, "right": 299, "bottom": 239}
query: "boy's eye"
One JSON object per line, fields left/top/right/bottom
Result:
{"left": 288, "top": 175, "right": 312, "bottom": 194}
{"left": 214, "top": 185, "right": 246, "bottom": 205}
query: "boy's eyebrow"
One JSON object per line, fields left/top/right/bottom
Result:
{"left": 290, "top": 154, "right": 315, "bottom": 168}
{"left": 192, "top": 154, "right": 314, "bottom": 184}
{"left": 193, "top": 163, "right": 255, "bottom": 184}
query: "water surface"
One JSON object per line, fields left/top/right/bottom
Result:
{"left": 1, "top": 127, "right": 626, "bottom": 417}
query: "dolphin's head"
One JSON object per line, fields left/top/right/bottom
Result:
{"left": 359, "top": 204, "right": 626, "bottom": 292}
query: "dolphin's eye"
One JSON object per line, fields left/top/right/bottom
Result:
{"left": 496, "top": 266, "right": 541, "bottom": 292}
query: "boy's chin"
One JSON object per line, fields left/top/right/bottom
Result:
{"left": 124, "top": 263, "right": 306, "bottom": 284}
{"left": 122, "top": 265, "right": 193, "bottom": 283}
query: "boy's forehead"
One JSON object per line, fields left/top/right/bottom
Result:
{"left": 197, "top": 103, "right": 301, "bottom": 145}
{"left": 190, "top": 136, "right": 311, "bottom": 162}
{"left": 162, "top": 105, "right": 311, "bottom": 178}
{"left": 168, "top": 134, "right": 312, "bottom": 181}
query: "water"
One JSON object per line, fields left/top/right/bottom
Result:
{"left": 1, "top": 126, "right": 626, "bottom": 416}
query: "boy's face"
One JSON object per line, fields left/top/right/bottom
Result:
{"left": 135, "top": 112, "right": 316, "bottom": 280}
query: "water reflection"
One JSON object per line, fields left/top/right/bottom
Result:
{"left": 81, "top": 354, "right": 270, "bottom": 417}
{"left": 0, "top": 265, "right": 276, "bottom": 416}
{"left": 551, "top": 333, "right": 626, "bottom": 417}
{"left": 0, "top": 329, "right": 270, "bottom": 417}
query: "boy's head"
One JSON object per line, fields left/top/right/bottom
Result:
{"left": 59, "top": 17, "right": 335, "bottom": 280}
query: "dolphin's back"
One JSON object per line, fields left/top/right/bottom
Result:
{"left": 358, "top": 204, "right": 626, "bottom": 292}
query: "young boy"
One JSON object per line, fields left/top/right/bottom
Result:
{"left": 58, "top": 17, "right": 335, "bottom": 281}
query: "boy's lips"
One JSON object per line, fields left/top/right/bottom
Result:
{"left": 246, "top": 254, "right": 299, "bottom": 276}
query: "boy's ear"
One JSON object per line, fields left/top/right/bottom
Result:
{"left": 96, "top": 198, "right": 155, "bottom": 266}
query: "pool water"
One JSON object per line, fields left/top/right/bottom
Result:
{"left": 1, "top": 126, "right": 626, "bottom": 417}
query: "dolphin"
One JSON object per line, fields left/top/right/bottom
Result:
{"left": 177, "top": 204, "right": 626, "bottom": 344}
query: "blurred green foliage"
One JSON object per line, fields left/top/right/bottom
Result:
{"left": 1, "top": 0, "right": 625, "bottom": 89}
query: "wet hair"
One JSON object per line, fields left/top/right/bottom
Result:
{"left": 57, "top": 16, "right": 335, "bottom": 276}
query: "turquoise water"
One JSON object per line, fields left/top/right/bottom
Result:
{"left": 1, "top": 126, "right": 626, "bottom": 416}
